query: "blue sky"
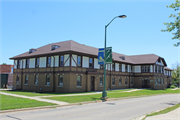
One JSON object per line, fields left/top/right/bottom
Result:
{"left": 1, "top": 0, "right": 179, "bottom": 68}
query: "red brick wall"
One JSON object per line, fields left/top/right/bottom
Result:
{"left": 0, "top": 65, "right": 14, "bottom": 73}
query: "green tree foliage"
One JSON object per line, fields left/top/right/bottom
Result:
{"left": 161, "top": 0, "right": 180, "bottom": 46}
{"left": 2, "top": 63, "right": 7, "bottom": 65}
{"left": 172, "top": 63, "right": 180, "bottom": 87}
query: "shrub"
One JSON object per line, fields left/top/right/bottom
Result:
{"left": 170, "top": 85, "right": 176, "bottom": 89}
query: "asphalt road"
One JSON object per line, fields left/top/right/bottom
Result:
{"left": 0, "top": 94, "right": 179, "bottom": 120}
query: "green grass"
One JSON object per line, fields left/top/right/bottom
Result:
{"left": 44, "top": 89, "right": 180, "bottom": 103}
{"left": 0, "top": 94, "right": 56, "bottom": 110}
{"left": 0, "top": 90, "right": 95, "bottom": 97}
{"left": 143, "top": 104, "right": 180, "bottom": 120}
{"left": 0, "top": 89, "right": 134, "bottom": 97}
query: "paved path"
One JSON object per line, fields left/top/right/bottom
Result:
{"left": 0, "top": 94, "right": 179, "bottom": 120}
{"left": 0, "top": 92, "right": 68, "bottom": 105}
{"left": 145, "top": 107, "right": 180, "bottom": 120}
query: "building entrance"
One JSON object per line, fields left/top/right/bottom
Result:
{"left": 91, "top": 76, "right": 95, "bottom": 91}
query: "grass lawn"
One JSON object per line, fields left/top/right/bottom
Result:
{"left": 44, "top": 89, "right": 180, "bottom": 103}
{"left": 0, "top": 89, "right": 134, "bottom": 97}
{"left": 0, "top": 90, "right": 95, "bottom": 97}
{"left": 143, "top": 104, "right": 180, "bottom": 120}
{"left": 0, "top": 94, "right": 56, "bottom": 110}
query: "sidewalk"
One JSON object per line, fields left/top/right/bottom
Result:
{"left": 0, "top": 92, "right": 69, "bottom": 105}
{"left": 145, "top": 107, "right": 180, "bottom": 120}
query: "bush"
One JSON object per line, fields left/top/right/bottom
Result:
{"left": 170, "top": 85, "right": 176, "bottom": 89}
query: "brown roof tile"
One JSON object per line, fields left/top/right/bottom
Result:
{"left": 10, "top": 40, "right": 167, "bottom": 65}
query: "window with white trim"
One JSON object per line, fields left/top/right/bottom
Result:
{"left": 112, "top": 77, "right": 115, "bottom": 86}
{"left": 158, "top": 78, "right": 161, "bottom": 84}
{"left": 125, "top": 78, "right": 128, "bottom": 85}
{"left": 46, "top": 75, "right": 50, "bottom": 85}
{"left": 77, "top": 76, "right": 81, "bottom": 86}
{"left": 77, "top": 56, "right": 81, "bottom": 67}
{"left": 119, "top": 78, "right": 122, "bottom": 85}
{"left": 130, "top": 78, "right": 133, "bottom": 85}
{"left": 59, "top": 75, "right": 63, "bottom": 86}
{"left": 100, "top": 77, "right": 103, "bottom": 86}
{"left": 25, "top": 75, "right": 28, "bottom": 85}
{"left": 16, "top": 75, "right": 19, "bottom": 84}
{"left": 155, "top": 78, "right": 157, "bottom": 85}
{"left": 34, "top": 75, "right": 38, "bottom": 85}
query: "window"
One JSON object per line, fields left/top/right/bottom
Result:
{"left": 119, "top": 64, "right": 122, "bottom": 72}
{"left": 52, "top": 45, "right": 60, "bottom": 50}
{"left": 142, "top": 79, "right": 144, "bottom": 85}
{"left": 119, "top": 78, "right": 122, "bottom": 85}
{"left": 161, "top": 78, "right": 164, "bottom": 84}
{"left": 16, "top": 75, "right": 19, "bottom": 84}
{"left": 34, "top": 75, "right": 38, "bottom": 85}
{"left": 125, "top": 65, "right": 128, "bottom": 72}
{"left": 155, "top": 66, "right": 157, "bottom": 73}
{"left": 89, "top": 58, "right": 93, "bottom": 68}
{"left": 77, "top": 76, "right": 81, "bottom": 86}
{"left": 131, "top": 66, "right": 133, "bottom": 73}
{"left": 125, "top": 78, "right": 128, "bottom": 85}
{"left": 112, "top": 77, "right": 115, "bottom": 86}
{"left": 142, "top": 65, "right": 150, "bottom": 72}
{"left": 162, "top": 67, "right": 164, "bottom": 73}
{"left": 29, "top": 49, "right": 36, "bottom": 53}
{"left": 158, "top": 78, "right": 161, "bottom": 84}
{"left": 112, "top": 63, "right": 115, "bottom": 71}
{"left": 100, "top": 64, "right": 104, "bottom": 69}
{"left": 155, "top": 78, "right": 157, "bottom": 84}
{"left": 100, "top": 77, "right": 103, "bottom": 86}
{"left": 130, "top": 78, "right": 133, "bottom": 85}
{"left": 17, "top": 60, "right": 21, "bottom": 69}
{"left": 47, "top": 57, "right": 51, "bottom": 67}
{"left": 46, "top": 75, "right": 50, "bottom": 85}
{"left": 158, "top": 66, "right": 161, "bottom": 73}
{"left": 26, "top": 59, "right": 29, "bottom": 68}
{"left": 25, "top": 75, "right": 28, "bottom": 85}
{"left": 77, "top": 56, "right": 81, "bottom": 67}
{"left": 59, "top": 75, "right": 63, "bottom": 86}
{"left": 60, "top": 55, "right": 64, "bottom": 66}
{"left": 35, "top": 58, "right": 39, "bottom": 68}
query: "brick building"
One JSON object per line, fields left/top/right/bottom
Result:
{"left": 10, "top": 40, "right": 173, "bottom": 92}
{"left": 0, "top": 65, "right": 14, "bottom": 88}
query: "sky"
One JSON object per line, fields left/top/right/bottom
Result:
{"left": 1, "top": 0, "right": 179, "bottom": 69}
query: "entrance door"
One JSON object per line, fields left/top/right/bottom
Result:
{"left": 91, "top": 76, "right": 95, "bottom": 91}
{"left": 142, "top": 79, "right": 150, "bottom": 88}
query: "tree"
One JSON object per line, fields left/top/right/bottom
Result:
{"left": 161, "top": 0, "right": 180, "bottom": 46}
{"left": 172, "top": 63, "right": 180, "bottom": 87}
{"left": 2, "top": 63, "right": 7, "bottom": 65}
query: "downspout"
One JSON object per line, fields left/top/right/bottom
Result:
{"left": 21, "top": 59, "right": 23, "bottom": 90}
{"left": 53, "top": 56, "right": 55, "bottom": 92}
{"left": 129, "top": 65, "right": 130, "bottom": 88}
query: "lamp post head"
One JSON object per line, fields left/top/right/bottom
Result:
{"left": 118, "top": 15, "right": 127, "bottom": 18}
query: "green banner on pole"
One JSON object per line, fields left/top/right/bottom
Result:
{"left": 106, "top": 47, "right": 112, "bottom": 64}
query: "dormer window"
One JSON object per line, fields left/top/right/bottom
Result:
{"left": 119, "top": 56, "right": 125, "bottom": 60}
{"left": 52, "top": 45, "right": 60, "bottom": 50}
{"left": 29, "top": 49, "right": 36, "bottom": 54}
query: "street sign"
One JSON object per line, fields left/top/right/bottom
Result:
{"left": 106, "top": 47, "right": 112, "bottom": 64}
{"left": 98, "top": 48, "right": 104, "bottom": 64}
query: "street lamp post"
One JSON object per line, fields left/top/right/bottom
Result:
{"left": 102, "top": 15, "right": 127, "bottom": 99}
